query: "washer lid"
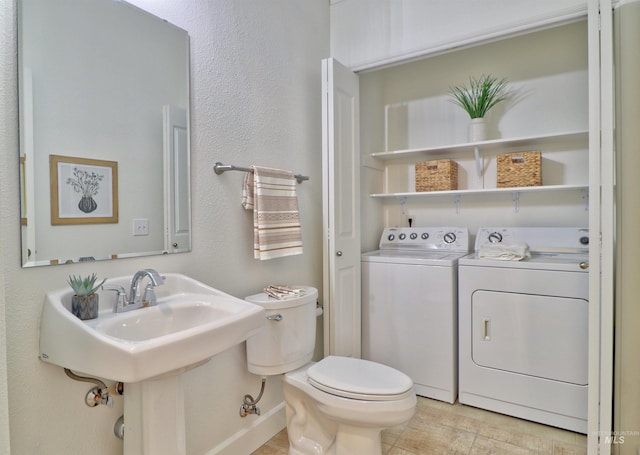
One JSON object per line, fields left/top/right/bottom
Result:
{"left": 361, "top": 249, "right": 468, "bottom": 266}
{"left": 307, "top": 356, "right": 413, "bottom": 401}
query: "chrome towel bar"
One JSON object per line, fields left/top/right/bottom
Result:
{"left": 213, "top": 162, "right": 309, "bottom": 184}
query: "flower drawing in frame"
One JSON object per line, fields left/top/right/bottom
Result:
{"left": 67, "top": 167, "right": 105, "bottom": 213}
{"left": 50, "top": 155, "right": 118, "bottom": 224}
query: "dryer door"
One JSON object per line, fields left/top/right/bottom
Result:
{"left": 471, "top": 290, "right": 588, "bottom": 385}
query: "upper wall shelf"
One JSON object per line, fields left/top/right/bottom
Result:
{"left": 371, "top": 130, "right": 589, "bottom": 161}
{"left": 370, "top": 184, "right": 589, "bottom": 213}
{"left": 370, "top": 184, "right": 588, "bottom": 199}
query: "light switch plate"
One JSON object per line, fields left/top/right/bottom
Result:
{"left": 133, "top": 218, "right": 149, "bottom": 236}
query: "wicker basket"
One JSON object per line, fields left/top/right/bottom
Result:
{"left": 415, "top": 159, "right": 458, "bottom": 192}
{"left": 497, "top": 151, "right": 542, "bottom": 188}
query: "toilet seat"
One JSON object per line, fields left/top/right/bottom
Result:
{"left": 307, "top": 356, "right": 413, "bottom": 401}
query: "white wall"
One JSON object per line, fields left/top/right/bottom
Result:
{"left": 614, "top": 1, "right": 640, "bottom": 453}
{"left": 331, "top": 0, "right": 587, "bottom": 70}
{"left": 0, "top": 0, "right": 328, "bottom": 453}
{"left": 0, "top": 3, "right": 16, "bottom": 452}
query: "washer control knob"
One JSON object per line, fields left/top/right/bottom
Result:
{"left": 410, "top": 233, "right": 418, "bottom": 240}
{"left": 421, "top": 233, "right": 429, "bottom": 240}
{"left": 443, "top": 232, "right": 457, "bottom": 244}
{"left": 336, "top": 251, "right": 343, "bottom": 257}
{"left": 388, "top": 234, "right": 395, "bottom": 241}
{"left": 580, "top": 236, "right": 589, "bottom": 245}
{"left": 579, "top": 261, "right": 589, "bottom": 270}
{"left": 488, "top": 232, "right": 503, "bottom": 243}
{"left": 399, "top": 233, "right": 406, "bottom": 240}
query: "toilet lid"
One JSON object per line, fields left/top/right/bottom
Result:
{"left": 307, "top": 356, "right": 413, "bottom": 401}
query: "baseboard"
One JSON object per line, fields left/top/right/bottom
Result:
{"left": 205, "top": 401, "right": 286, "bottom": 455}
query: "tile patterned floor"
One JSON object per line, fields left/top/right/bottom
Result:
{"left": 252, "top": 396, "right": 587, "bottom": 454}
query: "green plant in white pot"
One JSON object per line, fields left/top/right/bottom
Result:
{"left": 449, "top": 74, "right": 509, "bottom": 142}
{"left": 68, "top": 273, "right": 106, "bottom": 320}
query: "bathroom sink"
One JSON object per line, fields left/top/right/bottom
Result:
{"left": 94, "top": 296, "right": 240, "bottom": 342}
{"left": 39, "top": 273, "right": 266, "bottom": 383}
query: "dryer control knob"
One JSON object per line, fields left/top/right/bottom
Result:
{"left": 399, "top": 233, "right": 406, "bottom": 240}
{"left": 388, "top": 234, "right": 395, "bottom": 241}
{"left": 410, "top": 233, "right": 418, "bottom": 240}
{"left": 488, "top": 232, "right": 503, "bottom": 243}
{"left": 421, "top": 233, "right": 429, "bottom": 240}
{"left": 443, "top": 232, "right": 457, "bottom": 244}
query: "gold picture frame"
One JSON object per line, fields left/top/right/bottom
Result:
{"left": 20, "top": 156, "right": 27, "bottom": 226}
{"left": 50, "top": 155, "right": 118, "bottom": 225}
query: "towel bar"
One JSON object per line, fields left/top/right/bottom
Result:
{"left": 213, "top": 162, "right": 309, "bottom": 184}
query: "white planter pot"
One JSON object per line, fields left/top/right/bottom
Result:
{"left": 468, "top": 118, "right": 487, "bottom": 142}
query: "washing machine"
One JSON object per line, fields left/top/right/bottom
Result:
{"left": 458, "top": 227, "right": 589, "bottom": 433}
{"left": 361, "top": 226, "right": 470, "bottom": 403}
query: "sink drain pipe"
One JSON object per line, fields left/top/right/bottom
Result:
{"left": 114, "top": 415, "right": 125, "bottom": 440}
{"left": 64, "top": 368, "right": 115, "bottom": 407}
{"left": 64, "top": 369, "right": 126, "bottom": 441}
{"left": 240, "top": 377, "right": 266, "bottom": 417}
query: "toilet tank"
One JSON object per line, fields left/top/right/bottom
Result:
{"left": 245, "top": 286, "right": 318, "bottom": 376}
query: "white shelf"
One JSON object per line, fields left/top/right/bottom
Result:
{"left": 372, "top": 130, "right": 588, "bottom": 161}
{"left": 371, "top": 130, "right": 589, "bottom": 212}
{"left": 370, "top": 184, "right": 588, "bottom": 199}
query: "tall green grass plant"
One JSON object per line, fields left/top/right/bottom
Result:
{"left": 449, "top": 75, "right": 509, "bottom": 119}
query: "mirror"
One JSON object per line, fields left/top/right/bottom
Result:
{"left": 18, "top": 0, "right": 191, "bottom": 267}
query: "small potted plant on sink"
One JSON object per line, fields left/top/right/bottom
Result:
{"left": 68, "top": 273, "right": 106, "bottom": 320}
{"left": 449, "top": 74, "right": 510, "bottom": 142}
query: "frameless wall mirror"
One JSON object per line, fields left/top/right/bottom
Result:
{"left": 18, "top": 0, "right": 191, "bottom": 267}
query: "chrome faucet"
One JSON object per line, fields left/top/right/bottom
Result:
{"left": 103, "top": 269, "right": 165, "bottom": 313}
{"left": 129, "top": 269, "right": 165, "bottom": 307}
{"left": 102, "top": 284, "right": 129, "bottom": 313}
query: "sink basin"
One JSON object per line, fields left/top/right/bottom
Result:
{"left": 95, "top": 296, "right": 239, "bottom": 342}
{"left": 39, "top": 273, "right": 266, "bottom": 382}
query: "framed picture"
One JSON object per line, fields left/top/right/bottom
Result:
{"left": 50, "top": 155, "right": 118, "bottom": 225}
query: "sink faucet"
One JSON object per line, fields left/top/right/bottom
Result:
{"left": 130, "top": 269, "right": 165, "bottom": 307}
{"left": 103, "top": 269, "right": 165, "bottom": 313}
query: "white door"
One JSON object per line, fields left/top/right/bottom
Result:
{"left": 322, "top": 58, "right": 361, "bottom": 358}
{"left": 588, "top": 0, "right": 614, "bottom": 453}
{"left": 163, "top": 105, "right": 190, "bottom": 253}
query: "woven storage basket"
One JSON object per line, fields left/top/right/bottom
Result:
{"left": 415, "top": 159, "right": 458, "bottom": 192}
{"left": 497, "top": 151, "right": 542, "bottom": 188}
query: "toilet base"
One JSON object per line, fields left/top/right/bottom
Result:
{"left": 286, "top": 413, "right": 385, "bottom": 455}
{"left": 288, "top": 425, "right": 383, "bottom": 455}
{"left": 283, "top": 363, "right": 416, "bottom": 455}
{"left": 334, "top": 424, "right": 382, "bottom": 455}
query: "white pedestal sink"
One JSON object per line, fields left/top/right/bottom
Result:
{"left": 124, "top": 376, "right": 187, "bottom": 454}
{"left": 40, "top": 273, "right": 266, "bottom": 455}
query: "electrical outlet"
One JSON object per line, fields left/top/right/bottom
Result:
{"left": 133, "top": 218, "right": 149, "bottom": 236}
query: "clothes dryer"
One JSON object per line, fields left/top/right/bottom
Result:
{"left": 361, "top": 227, "right": 470, "bottom": 403}
{"left": 458, "top": 227, "right": 589, "bottom": 433}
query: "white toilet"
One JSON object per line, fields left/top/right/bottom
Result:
{"left": 246, "top": 286, "right": 417, "bottom": 455}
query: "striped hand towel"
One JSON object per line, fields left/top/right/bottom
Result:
{"left": 242, "top": 165, "right": 303, "bottom": 260}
